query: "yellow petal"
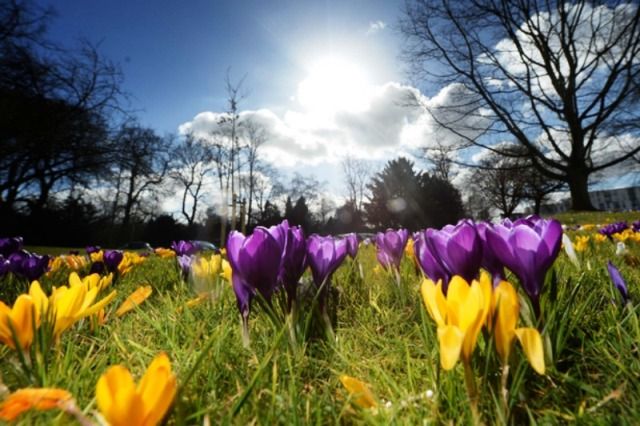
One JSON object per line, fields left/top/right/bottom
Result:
{"left": 515, "top": 328, "right": 545, "bottom": 375}
{"left": 96, "top": 365, "right": 144, "bottom": 426}
{"left": 83, "top": 274, "right": 101, "bottom": 290}
{"left": 68, "top": 272, "right": 83, "bottom": 287}
{"left": 9, "top": 295, "right": 35, "bottom": 350}
{"left": 137, "top": 353, "right": 177, "bottom": 425}
{"left": 493, "top": 282, "right": 519, "bottom": 363}
{"left": 477, "top": 271, "right": 493, "bottom": 325}
{"left": 420, "top": 278, "right": 447, "bottom": 326}
{"left": 221, "top": 260, "right": 232, "bottom": 282}
{"left": 460, "top": 282, "right": 485, "bottom": 362}
{"left": 0, "top": 388, "right": 73, "bottom": 421}
{"left": 98, "top": 273, "right": 114, "bottom": 291}
{"left": 29, "top": 281, "right": 49, "bottom": 321}
{"left": 339, "top": 375, "right": 378, "bottom": 409}
{"left": 446, "top": 276, "right": 473, "bottom": 328}
{"left": 82, "top": 290, "right": 117, "bottom": 318}
{"left": 0, "top": 301, "right": 12, "bottom": 346}
{"left": 116, "top": 286, "right": 152, "bottom": 317}
{"left": 54, "top": 284, "right": 86, "bottom": 325}
{"left": 210, "top": 255, "right": 222, "bottom": 275}
{"left": 437, "top": 325, "right": 464, "bottom": 370}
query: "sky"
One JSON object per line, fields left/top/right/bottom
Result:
{"left": 40, "top": 0, "right": 429, "bottom": 211}
{"left": 36, "top": 0, "right": 640, "bottom": 217}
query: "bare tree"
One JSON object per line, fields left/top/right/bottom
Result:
{"left": 240, "top": 120, "right": 267, "bottom": 227}
{"left": 0, "top": 1, "right": 126, "bottom": 211}
{"left": 401, "top": 0, "right": 640, "bottom": 210}
{"left": 468, "top": 154, "right": 528, "bottom": 218}
{"left": 170, "top": 133, "right": 214, "bottom": 226}
{"left": 109, "top": 124, "right": 170, "bottom": 228}
{"left": 341, "top": 156, "right": 370, "bottom": 212}
{"left": 252, "top": 163, "right": 282, "bottom": 221}
{"left": 213, "top": 71, "right": 247, "bottom": 246}
{"left": 318, "top": 196, "right": 336, "bottom": 224}
{"left": 424, "top": 142, "right": 454, "bottom": 182}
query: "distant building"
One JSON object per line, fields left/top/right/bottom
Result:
{"left": 539, "top": 186, "right": 640, "bottom": 213}
{"left": 590, "top": 186, "right": 640, "bottom": 211}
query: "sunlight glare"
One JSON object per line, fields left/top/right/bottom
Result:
{"left": 297, "top": 56, "right": 372, "bottom": 115}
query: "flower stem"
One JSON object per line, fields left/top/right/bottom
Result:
{"left": 241, "top": 314, "right": 250, "bottom": 349}
{"left": 463, "top": 361, "right": 481, "bottom": 425}
{"left": 500, "top": 363, "right": 510, "bottom": 421}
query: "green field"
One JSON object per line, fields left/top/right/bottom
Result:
{"left": 1, "top": 212, "right": 640, "bottom": 424}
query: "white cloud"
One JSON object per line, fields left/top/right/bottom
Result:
{"left": 179, "top": 81, "right": 440, "bottom": 167}
{"left": 366, "top": 20, "right": 386, "bottom": 35}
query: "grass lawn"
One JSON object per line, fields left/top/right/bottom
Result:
{"left": 1, "top": 212, "right": 639, "bottom": 424}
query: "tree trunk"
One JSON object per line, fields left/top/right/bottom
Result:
{"left": 533, "top": 196, "right": 542, "bottom": 215}
{"left": 567, "top": 169, "right": 596, "bottom": 211}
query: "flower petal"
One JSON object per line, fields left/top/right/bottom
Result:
{"left": 437, "top": 325, "right": 464, "bottom": 370}
{"left": 515, "top": 328, "right": 545, "bottom": 375}
{"left": 137, "top": 353, "right": 177, "bottom": 426}
{"left": 339, "top": 375, "right": 378, "bottom": 409}
{"left": 115, "top": 286, "right": 152, "bottom": 317}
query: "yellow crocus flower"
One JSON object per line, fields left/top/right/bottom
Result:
{"left": 49, "top": 282, "right": 116, "bottom": 337}
{"left": 154, "top": 247, "right": 176, "bottom": 258}
{"left": 0, "top": 295, "right": 36, "bottom": 350}
{"left": 421, "top": 272, "right": 492, "bottom": 370}
{"left": 574, "top": 235, "right": 590, "bottom": 252}
{"left": 68, "top": 272, "right": 113, "bottom": 292}
{"left": 221, "top": 259, "right": 232, "bottom": 282}
{"left": 191, "top": 254, "right": 222, "bottom": 280}
{"left": 593, "top": 234, "right": 607, "bottom": 244}
{"left": 0, "top": 388, "right": 73, "bottom": 421}
{"left": 96, "top": 352, "right": 177, "bottom": 426}
{"left": 29, "top": 280, "right": 49, "bottom": 325}
{"left": 90, "top": 250, "right": 104, "bottom": 263}
{"left": 492, "top": 281, "right": 545, "bottom": 375}
{"left": 339, "top": 375, "right": 378, "bottom": 409}
{"left": 115, "top": 285, "right": 153, "bottom": 317}
{"left": 119, "top": 252, "right": 146, "bottom": 276}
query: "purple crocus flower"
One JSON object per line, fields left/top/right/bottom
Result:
{"left": 599, "top": 221, "right": 628, "bottom": 238}
{"left": 85, "top": 245, "right": 101, "bottom": 254}
{"left": 279, "top": 223, "right": 307, "bottom": 309}
{"left": 177, "top": 254, "right": 193, "bottom": 280}
{"left": 345, "top": 233, "right": 359, "bottom": 258}
{"left": 374, "top": 229, "right": 409, "bottom": 270}
{"left": 414, "top": 231, "right": 450, "bottom": 284}
{"left": 8, "top": 251, "right": 27, "bottom": 274}
{"left": 21, "top": 253, "right": 50, "bottom": 281}
{"left": 0, "top": 237, "right": 23, "bottom": 257}
{"left": 607, "top": 261, "right": 629, "bottom": 305}
{"left": 306, "top": 235, "right": 348, "bottom": 308}
{"left": 476, "top": 222, "right": 505, "bottom": 286}
{"left": 8, "top": 251, "right": 49, "bottom": 281}
{"left": 89, "top": 261, "right": 105, "bottom": 275}
{"left": 0, "top": 255, "right": 9, "bottom": 277}
{"left": 227, "top": 228, "right": 283, "bottom": 307}
{"left": 424, "top": 220, "right": 483, "bottom": 286}
{"left": 103, "top": 250, "right": 124, "bottom": 273}
{"left": 632, "top": 220, "right": 640, "bottom": 233}
{"left": 171, "top": 240, "right": 198, "bottom": 256}
{"left": 486, "top": 218, "right": 562, "bottom": 313}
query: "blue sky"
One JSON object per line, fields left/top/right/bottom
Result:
{"left": 38, "top": 0, "right": 636, "bottom": 216}
{"left": 42, "top": 0, "right": 406, "bottom": 134}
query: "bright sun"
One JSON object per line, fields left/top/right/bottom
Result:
{"left": 297, "top": 56, "right": 372, "bottom": 115}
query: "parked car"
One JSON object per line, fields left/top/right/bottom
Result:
{"left": 192, "top": 240, "right": 218, "bottom": 252}
{"left": 120, "top": 241, "right": 153, "bottom": 251}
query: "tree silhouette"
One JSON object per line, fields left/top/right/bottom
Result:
{"left": 365, "top": 158, "right": 464, "bottom": 230}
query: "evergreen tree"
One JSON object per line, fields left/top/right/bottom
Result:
{"left": 365, "top": 157, "right": 464, "bottom": 230}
